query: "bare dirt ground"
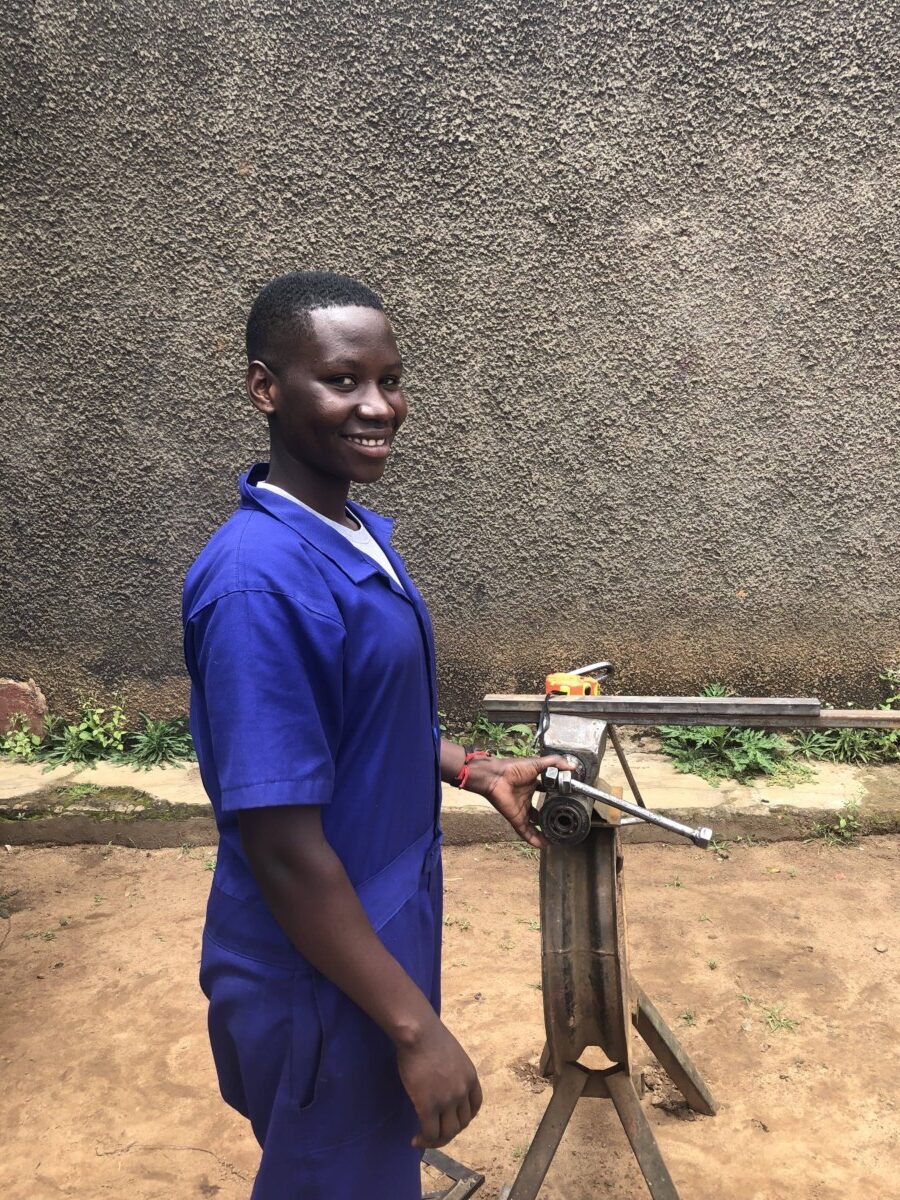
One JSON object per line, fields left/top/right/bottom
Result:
{"left": 1, "top": 836, "right": 897, "bottom": 1200}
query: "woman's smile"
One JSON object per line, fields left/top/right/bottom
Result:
{"left": 341, "top": 431, "right": 394, "bottom": 457}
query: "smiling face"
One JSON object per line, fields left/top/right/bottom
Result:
{"left": 247, "top": 305, "right": 407, "bottom": 515}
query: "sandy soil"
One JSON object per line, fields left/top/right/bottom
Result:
{"left": 1, "top": 836, "right": 897, "bottom": 1200}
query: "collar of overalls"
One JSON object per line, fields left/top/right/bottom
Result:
{"left": 238, "top": 462, "right": 409, "bottom": 596}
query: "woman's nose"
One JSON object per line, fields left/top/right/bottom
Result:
{"left": 356, "top": 383, "right": 397, "bottom": 418}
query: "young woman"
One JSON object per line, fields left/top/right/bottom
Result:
{"left": 183, "top": 272, "right": 567, "bottom": 1198}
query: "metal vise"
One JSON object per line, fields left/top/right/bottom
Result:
{"left": 538, "top": 713, "right": 609, "bottom": 843}
{"left": 539, "top": 714, "right": 713, "bottom": 849}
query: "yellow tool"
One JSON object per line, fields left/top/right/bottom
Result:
{"left": 544, "top": 661, "right": 613, "bottom": 697}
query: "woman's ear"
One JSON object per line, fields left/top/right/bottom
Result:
{"left": 247, "top": 360, "right": 278, "bottom": 416}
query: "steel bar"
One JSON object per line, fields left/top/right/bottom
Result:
{"left": 631, "top": 986, "right": 717, "bottom": 1116}
{"left": 506, "top": 1064, "right": 589, "bottom": 1200}
{"left": 544, "top": 769, "right": 712, "bottom": 847}
{"left": 486, "top": 694, "right": 821, "bottom": 724}
{"left": 422, "top": 1148, "right": 485, "bottom": 1200}
{"left": 604, "top": 1069, "right": 681, "bottom": 1200}
{"left": 486, "top": 695, "right": 899, "bottom": 729}
{"left": 781, "top": 709, "right": 900, "bottom": 730}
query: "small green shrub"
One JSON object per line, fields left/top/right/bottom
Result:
{"left": 659, "top": 675, "right": 900, "bottom": 785}
{"left": 1, "top": 713, "right": 43, "bottom": 762}
{"left": 699, "top": 682, "right": 732, "bottom": 698}
{"left": 662, "top": 686, "right": 801, "bottom": 787}
{"left": 123, "top": 715, "right": 195, "bottom": 769}
{"left": 658, "top": 719, "right": 805, "bottom": 786}
{"left": 40, "top": 701, "right": 128, "bottom": 766}
{"left": 812, "top": 799, "right": 862, "bottom": 846}
{"left": 454, "top": 714, "right": 536, "bottom": 757}
{"left": 0, "top": 700, "right": 195, "bottom": 771}
{"left": 794, "top": 726, "right": 898, "bottom": 766}
{"left": 792, "top": 668, "right": 899, "bottom": 767}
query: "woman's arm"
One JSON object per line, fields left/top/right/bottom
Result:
{"left": 239, "top": 804, "right": 481, "bottom": 1149}
{"left": 440, "top": 737, "right": 573, "bottom": 849}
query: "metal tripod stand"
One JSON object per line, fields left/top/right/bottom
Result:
{"left": 502, "top": 713, "right": 717, "bottom": 1200}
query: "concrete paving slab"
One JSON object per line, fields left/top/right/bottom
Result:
{"left": 0, "top": 760, "right": 207, "bottom": 808}
{"left": 1, "top": 742, "right": 897, "bottom": 849}
{"left": 0, "top": 762, "right": 77, "bottom": 799}
{"left": 440, "top": 735, "right": 870, "bottom": 816}
{"left": 596, "top": 742, "right": 867, "bottom": 814}
{"left": 77, "top": 761, "right": 208, "bottom": 808}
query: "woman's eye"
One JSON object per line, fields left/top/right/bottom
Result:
{"left": 383, "top": 376, "right": 402, "bottom": 389}
{"left": 330, "top": 375, "right": 356, "bottom": 388}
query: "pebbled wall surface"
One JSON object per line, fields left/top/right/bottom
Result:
{"left": 1, "top": 1, "right": 898, "bottom": 719}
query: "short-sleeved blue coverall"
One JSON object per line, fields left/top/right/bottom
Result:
{"left": 182, "top": 465, "right": 443, "bottom": 1198}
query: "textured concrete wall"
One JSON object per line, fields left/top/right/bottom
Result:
{"left": 2, "top": 1, "right": 898, "bottom": 719}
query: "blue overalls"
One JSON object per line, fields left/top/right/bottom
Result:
{"left": 182, "top": 464, "right": 443, "bottom": 1199}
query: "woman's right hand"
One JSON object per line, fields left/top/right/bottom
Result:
{"left": 396, "top": 1017, "right": 483, "bottom": 1149}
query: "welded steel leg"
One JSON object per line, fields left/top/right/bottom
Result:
{"left": 506, "top": 1064, "right": 588, "bottom": 1200}
{"left": 608, "top": 724, "right": 648, "bottom": 809}
{"left": 605, "top": 1068, "right": 680, "bottom": 1200}
{"left": 632, "top": 986, "right": 717, "bottom": 1116}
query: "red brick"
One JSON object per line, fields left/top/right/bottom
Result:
{"left": 0, "top": 679, "right": 48, "bottom": 738}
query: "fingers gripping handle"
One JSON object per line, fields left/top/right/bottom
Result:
{"left": 541, "top": 767, "right": 713, "bottom": 848}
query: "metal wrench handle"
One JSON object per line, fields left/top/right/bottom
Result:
{"left": 542, "top": 767, "right": 713, "bottom": 848}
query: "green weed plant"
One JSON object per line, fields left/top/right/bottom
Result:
{"left": 659, "top": 675, "right": 899, "bottom": 786}
{"left": 761, "top": 1003, "right": 799, "bottom": 1033}
{"left": 812, "top": 799, "right": 862, "bottom": 847}
{"left": 659, "top": 683, "right": 806, "bottom": 785}
{"left": 793, "top": 668, "right": 899, "bottom": 767}
{"left": 452, "top": 714, "right": 536, "bottom": 757}
{"left": 127, "top": 715, "right": 195, "bottom": 769}
{"left": 40, "top": 702, "right": 128, "bottom": 766}
{"left": 1, "top": 714, "right": 43, "bottom": 763}
{"left": 0, "top": 700, "right": 195, "bottom": 771}
{"left": 659, "top": 723, "right": 807, "bottom": 786}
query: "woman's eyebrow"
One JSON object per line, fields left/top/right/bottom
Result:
{"left": 319, "top": 357, "right": 403, "bottom": 372}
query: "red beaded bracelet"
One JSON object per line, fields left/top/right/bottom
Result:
{"left": 452, "top": 747, "right": 492, "bottom": 790}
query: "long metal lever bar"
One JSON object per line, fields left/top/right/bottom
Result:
{"left": 542, "top": 767, "right": 713, "bottom": 848}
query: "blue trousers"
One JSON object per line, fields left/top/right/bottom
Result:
{"left": 200, "top": 831, "right": 442, "bottom": 1199}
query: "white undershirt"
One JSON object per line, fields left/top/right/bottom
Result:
{"left": 256, "top": 480, "right": 404, "bottom": 589}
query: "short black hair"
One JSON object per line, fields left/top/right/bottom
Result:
{"left": 246, "top": 271, "right": 385, "bottom": 366}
